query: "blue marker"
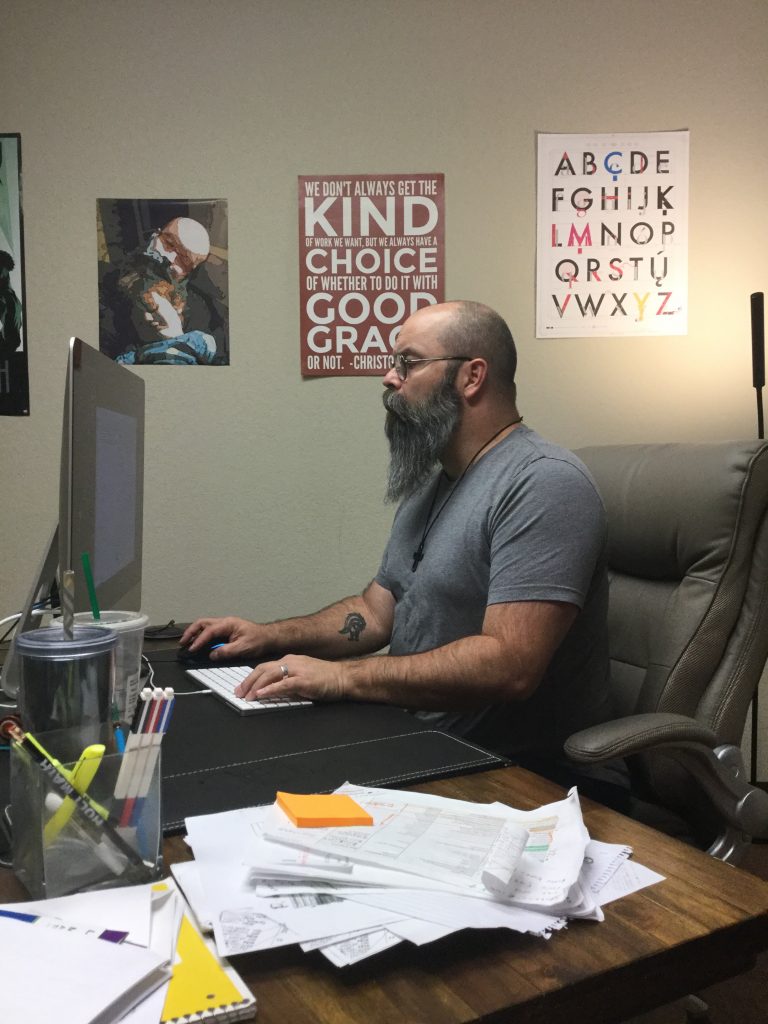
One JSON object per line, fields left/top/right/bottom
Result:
{"left": 111, "top": 702, "right": 126, "bottom": 753}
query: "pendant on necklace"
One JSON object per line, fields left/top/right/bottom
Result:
{"left": 411, "top": 544, "right": 425, "bottom": 572}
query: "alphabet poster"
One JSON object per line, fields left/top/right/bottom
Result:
{"left": 299, "top": 173, "right": 445, "bottom": 376}
{"left": 536, "top": 131, "right": 689, "bottom": 337}
{"left": 0, "top": 133, "right": 29, "bottom": 415}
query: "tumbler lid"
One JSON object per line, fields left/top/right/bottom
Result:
{"left": 15, "top": 625, "right": 118, "bottom": 659}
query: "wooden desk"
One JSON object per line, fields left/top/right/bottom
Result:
{"left": 3, "top": 766, "right": 768, "bottom": 1023}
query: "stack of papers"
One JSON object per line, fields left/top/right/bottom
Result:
{"left": 0, "top": 880, "right": 256, "bottom": 1023}
{"left": 178, "top": 783, "right": 664, "bottom": 967}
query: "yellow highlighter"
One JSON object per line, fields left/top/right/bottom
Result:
{"left": 43, "top": 743, "right": 106, "bottom": 844}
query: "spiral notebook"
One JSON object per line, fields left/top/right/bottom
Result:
{"left": 162, "top": 907, "right": 256, "bottom": 1023}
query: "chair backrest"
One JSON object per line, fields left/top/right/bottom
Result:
{"left": 575, "top": 441, "right": 768, "bottom": 754}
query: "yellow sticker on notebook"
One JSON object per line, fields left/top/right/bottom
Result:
{"left": 276, "top": 791, "right": 373, "bottom": 827}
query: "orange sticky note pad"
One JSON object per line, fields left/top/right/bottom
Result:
{"left": 276, "top": 791, "right": 373, "bottom": 827}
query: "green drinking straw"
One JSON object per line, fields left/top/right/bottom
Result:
{"left": 81, "top": 551, "right": 101, "bottom": 621}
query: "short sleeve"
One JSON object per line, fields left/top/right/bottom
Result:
{"left": 487, "top": 457, "right": 606, "bottom": 609}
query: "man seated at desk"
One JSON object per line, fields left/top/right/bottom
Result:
{"left": 182, "top": 300, "right": 611, "bottom": 763}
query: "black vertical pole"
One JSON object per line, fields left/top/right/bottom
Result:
{"left": 751, "top": 291, "right": 765, "bottom": 786}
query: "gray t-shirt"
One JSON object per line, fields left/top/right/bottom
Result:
{"left": 374, "top": 425, "right": 610, "bottom": 757}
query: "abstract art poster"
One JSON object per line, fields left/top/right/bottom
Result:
{"left": 0, "top": 134, "right": 29, "bottom": 415}
{"left": 536, "top": 131, "right": 689, "bottom": 337}
{"left": 299, "top": 173, "right": 445, "bottom": 376}
{"left": 97, "top": 198, "right": 229, "bottom": 365}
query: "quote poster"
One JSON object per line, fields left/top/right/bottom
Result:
{"left": 299, "top": 173, "right": 445, "bottom": 376}
{"left": 97, "top": 198, "right": 229, "bottom": 365}
{"left": 0, "top": 134, "right": 29, "bottom": 415}
{"left": 536, "top": 131, "right": 689, "bottom": 337}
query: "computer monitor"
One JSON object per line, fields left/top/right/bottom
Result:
{"left": 2, "top": 337, "right": 145, "bottom": 697}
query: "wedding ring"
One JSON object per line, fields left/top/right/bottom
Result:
{"left": 279, "top": 664, "right": 289, "bottom": 679}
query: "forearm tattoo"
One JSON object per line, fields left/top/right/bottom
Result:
{"left": 338, "top": 612, "right": 366, "bottom": 642}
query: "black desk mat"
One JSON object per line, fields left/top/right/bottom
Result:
{"left": 0, "top": 654, "right": 507, "bottom": 847}
{"left": 162, "top": 727, "right": 504, "bottom": 833}
{"left": 153, "top": 655, "right": 507, "bottom": 832}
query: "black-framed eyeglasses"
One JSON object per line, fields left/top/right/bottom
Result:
{"left": 388, "top": 353, "right": 472, "bottom": 381}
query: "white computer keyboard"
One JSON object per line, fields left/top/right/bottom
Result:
{"left": 186, "top": 665, "right": 313, "bottom": 715}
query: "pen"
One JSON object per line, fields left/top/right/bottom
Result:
{"left": 129, "top": 687, "right": 153, "bottom": 734}
{"left": 130, "top": 689, "right": 174, "bottom": 826}
{"left": 115, "top": 688, "right": 160, "bottom": 812}
{"left": 118, "top": 688, "right": 171, "bottom": 827}
{"left": 111, "top": 703, "right": 126, "bottom": 753}
{"left": 113, "top": 686, "right": 152, "bottom": 798}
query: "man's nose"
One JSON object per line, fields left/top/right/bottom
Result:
{"left": 382, "top": 364, "right": 402, "bottom": 389}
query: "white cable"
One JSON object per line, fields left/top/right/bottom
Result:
{"left": 0, "top": 607, "right": 51, "bottom": 631}
{"left": 141, "top": 655, "right": 155, "bottom": 689}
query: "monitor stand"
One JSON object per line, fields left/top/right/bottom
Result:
{"left": 1, "top": 524, "right": 59, "bottom": 700}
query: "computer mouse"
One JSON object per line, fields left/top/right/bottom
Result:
{"left": 176, "top": 640, "right": 228, "bottom": 666}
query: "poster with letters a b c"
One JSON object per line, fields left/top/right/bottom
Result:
{"left": 0, "top": 133, "right": 29, "bottom": 415}
{"left": 536, "top": 130, "right": 689, "bottom": 338}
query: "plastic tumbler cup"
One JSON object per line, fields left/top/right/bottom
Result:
{"left": 15, "top": 625, "right": 118, "bottom": 734}
{"left": 73, "top": 611, "right": 149, "bottom": 723}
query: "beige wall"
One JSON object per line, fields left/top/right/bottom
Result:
{"left": 2, "top": 1, "right": 768, "bottom": 753}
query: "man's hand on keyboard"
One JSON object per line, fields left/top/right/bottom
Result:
{"left": 180, "top": 616, "right": 268, "bottom": 660}
{"left": 234, "top": 655, "right": 345, "bottom": 703}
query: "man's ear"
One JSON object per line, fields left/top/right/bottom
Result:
{"left": 460, "top": 358, "right": 489, "bottom": 403}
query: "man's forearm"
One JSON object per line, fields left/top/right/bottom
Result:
{"left": 234, "top": 599, "right": 577, "bottom": 708}
{"left": 341, "top": 634, "right": 531, "bottom": 709}
{"left": 261, "top": 595, "right": 389, "bottom": 659}
{"left": 339, "top": 599, "right": 578, "bottom": 709}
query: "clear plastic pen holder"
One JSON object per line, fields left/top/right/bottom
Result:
{"left": 11, "top": 725, "right": 162, "bottom": 899}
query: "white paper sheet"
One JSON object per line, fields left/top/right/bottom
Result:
{"left": 0, "top": 914, "right": 169, "bottom": 1024}
{"left": 211, "top": 891, "right": 405, "bottom": 957}
{"left": 1, "top": 882, "right": 155, "bottom": 946}
{"left": 596, "top": 858, "right": 665, "bottom": 905}
{"left": 581, "top": 840, "right": 633, "bottom": 894}
{"left": 300, "top": 923, "right": 399, "bottom": 951}
{"left": 117, "top": 980, "right": 170, "bottom": 1024}
{"left": 170, "top": 859, "right": 213, "bottom": 930}
{"left": 149, "top": 884, "right": 184, "bottom": 964}
{"left": 343, "top": 888, "right": 565, "bottom": 938}
{"left": 314, "top": 927, "right": 404, "bottom": 966}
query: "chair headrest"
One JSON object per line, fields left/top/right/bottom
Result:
{"left": 576, "top": 441, "right": 768, "bottom": 579}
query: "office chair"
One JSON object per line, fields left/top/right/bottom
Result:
{"left": 565, "top": 440, "right": 768, "bottom": 864}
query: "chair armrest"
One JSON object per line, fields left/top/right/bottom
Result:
{"left": 564, "top": 712, "right": 718, "bottom": 762}
{"left": 565, "top": 713, "right": 768, "bottom": 840}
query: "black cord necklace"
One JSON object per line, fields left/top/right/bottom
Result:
{"left": 411, "top": 416, "right": 523, "bottom": 572}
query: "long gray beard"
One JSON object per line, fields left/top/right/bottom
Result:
{"left": 383, "top": 375, "right": 462, "bottom": 503}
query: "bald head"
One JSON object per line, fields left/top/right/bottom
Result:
{"left": 151, "top": 217, "right": 210, "bottom": 279}
{"left": 410, "top": 300, "right": 517, "bottom": 398}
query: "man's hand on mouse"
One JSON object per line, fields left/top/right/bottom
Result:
{"left": 180, "top": 616, "right": 268, "bottom": 660}
{"left": 180, "top": 617, "right": 348, "bottom": 703}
